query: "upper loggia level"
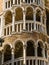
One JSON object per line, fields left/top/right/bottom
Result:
{"left": 3, "top": 0, "right": 45, "bottom": 10}
{"left": 0, "top": 0, "right": 46, "bottom": 37}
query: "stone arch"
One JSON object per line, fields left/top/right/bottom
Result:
{"left": 37, "top": 41, "right": 44, "bottom": 57}
{"left": 26, "top": 7, "right": 34, "bottom": 20}
{"left": 26, "top": 40, "right": 35, "bottom": 56}
{"left": 14, "top": 40, "right": 23, "bottom": 58}
{"left": 3, "top": 42, "right": 12, "bottom": 49}
{"left": 4, "top": 10, "right": 12, "bottom": 25}
{"left": 35, "top": 7, "right": 42, "bottom": 22}
{"left": 37, "top": 39, "right": 44, "bottom": 45}
{"left": 35, "top": 7, "right": 42, "bottom": 12}
{"left": 3, "top": 44, "right": 12, "bottom": 62}
{"left": 15, "top": 7, "right": 23, "bottom": 21}
{"left": 13, "top": 39, "right": 24, "bottom": 48}
{"left": 36, "top": 9, "right": 41, "bottom": 22}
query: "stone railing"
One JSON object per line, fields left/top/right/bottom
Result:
{"left": 3, "top": 20, "right": 46, "bottom": 37}
{"left": 3, "top": 56, "right": 48, "bottom": 65}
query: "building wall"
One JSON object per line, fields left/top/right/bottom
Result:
{"left": 0, "top": 0, "right": 3, "bottom": 13}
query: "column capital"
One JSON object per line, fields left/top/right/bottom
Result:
{"left": 23, "top": 44, "right": 27, "bottom": 48}
{"left": 34, "top": 44, "right": 38, "bottom": 48}
{"left": 23, "top": 10, "right": 26, "bottom": 13}
{"left": 12, "top": 11, "right": 15, "bottom": 16}
{"left": 33, "top": 11, "right": 36, "bottom": 14}
{"left": 23, "top": 0, "right": 25, "bottom": 3}
{"left": 11, "top": 48, "right": 14, "bottom": 54}
{"left": 41, "top": 12, "right": 43, "bottom": 15}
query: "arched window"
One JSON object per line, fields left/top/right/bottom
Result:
{"left": 15, "top": 8, "right": 23, "bottom": 21}
{"left": 14, "top": 41, "right": 23, "bottom": 58}
{"left": 36, "top": 9, "right": 41, "bottom": 22}
{"left": 4, "top": 45, "right": 11, "bottom": 62}
{"left": 26, "top": 7, "right": 33, "bottom": 20}
{"left": 5, "top": 11, "right": 12, "bottom": 25}
{"left": 26, "top": 40, "right": 35, "bottom": 56}
{"left": 37, "top": 41, "right": 43, "bottom": 57}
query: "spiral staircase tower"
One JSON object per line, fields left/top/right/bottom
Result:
{"left": 0, "top": 0, "right": 49, "bottom": 65}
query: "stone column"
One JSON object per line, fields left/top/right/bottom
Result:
{"left": 20, "top": 0, "right": 21, "bottom": 4}
{"left": 10, "top": 0, "right": 11, "bottom": 8}
{"left": 23, "top": 44, "right": 27, "bottom": 65}
{"left": 13, "top": 0, "right": 15, "bottom": 4}
{"left": 35, "top": 44, "right": 38, "bottom": 65}
{"left": 23, "top": 10, "right": 26, "bottom": 30}
{"left": 42, "top": 46, "right": 46, "bottom": 65}
{"left": 2, "top": 50, "right": 4, "bottom": 65}
{"left": 12, "top": 12, "right": 15, "bottom": 32}
{"left": 42, "top": 47, "right": 45, "bottom": 58}
{"left": 1, "top": 15, "right": 5, "bottom": 37}
{"left": 23, "top": 0, "right": 25, "bottom": 2}
{"left": 17, "top": 0, "right": 18, "bottom": 4}
{"left": 41, "top": 13, "right": 43, "bottom": 24}
{"left": 41, "top": 13, "right": 43, "bottom": 32}
{"left": 33, "top": 0, "right": 35, "bottom": 3}
{"left": 34, "top": 11, "right": 36, "bottom": 30}
{"left": 11, "top": 48, "right": 14, "bottom": 65}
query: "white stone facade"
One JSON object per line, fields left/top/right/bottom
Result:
{"left": 0, "top": 0, "right": 49, "bottom": 65}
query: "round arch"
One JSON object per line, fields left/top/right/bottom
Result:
{"left": 35, "top": 7, "right": 42, "bottom": 22}
{"left": 26, "top": 40, "right": 35, "bottom": 56}
{"left": 36, "top": 9, "right": 41, "bottom": 22}
{"left": 4, "top": 44, "right": 12, "bottom": 62}
{"left": 14, "top": 40, "right": 23, "bottom": 58}
{"left": 26, "top": 7, "right": 33, "bottom": 20}
{"left": 35, "top": 7, "right": 42, "bottom": 12}
{"left": 3, "top": 42, "right": 12, "bottom": 49}
{"left": 37, "top": 41, "right": 44, "bottom": 57}
{"left": 4, "top": 10, "right": 12, "bottom": 25}
{"left": 15, "top": 7, "right": 23, "bottom": 21}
